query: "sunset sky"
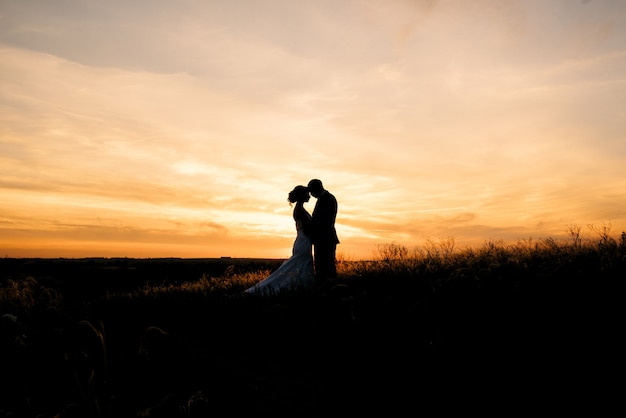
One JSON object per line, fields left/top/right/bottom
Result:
{"left": 2, "top": 0, "right": 626, "bottom": 260}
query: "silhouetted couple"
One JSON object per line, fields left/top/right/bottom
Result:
{"left": 245, "top": 179, "right": 339, "bottom": 295}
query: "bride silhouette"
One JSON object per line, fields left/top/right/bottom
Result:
{"left": 244, "top": 185, "right": 315, "bottom": 295}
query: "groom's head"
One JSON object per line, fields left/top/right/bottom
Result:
{"left": 307, "top": 179, "right": 323, "bottom": 198}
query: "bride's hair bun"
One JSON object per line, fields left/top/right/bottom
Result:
{"left": 288, "top": 185, "right": 309, "bottom": 203}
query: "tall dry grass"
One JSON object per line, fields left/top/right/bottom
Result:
{"left": 1, "top": 225, "right": 625, "bottom": 417}
{"left": 2, "top": 224, "right": 624, "bottom": 306}
{"left": 86, "top": 224, "right": 626, "bottom": 300}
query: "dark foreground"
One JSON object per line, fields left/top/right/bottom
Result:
{"left": 1, "top": 256, "right": 625, "bottom": 417}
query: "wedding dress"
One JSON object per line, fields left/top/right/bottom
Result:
{"left": 245, "top": 211, "right": 315, "bottom": 295}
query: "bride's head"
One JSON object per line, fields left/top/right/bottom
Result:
{"left": 288, "top": 185, "right": 310, "bottom": 205}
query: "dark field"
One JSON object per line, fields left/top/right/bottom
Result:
{"left": 2, "top": 238, "right": 626, "bottom": 417}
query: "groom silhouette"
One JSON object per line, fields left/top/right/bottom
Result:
{"left": 307, "top": 179, "right": 339, "bottom": 285}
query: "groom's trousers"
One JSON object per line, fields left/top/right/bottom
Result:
{"left": 313, "top": 242, "right": 337, "bottom": 281}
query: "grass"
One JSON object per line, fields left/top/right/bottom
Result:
{"left": 1, "top": 227, "right": 626, "bottom": 416}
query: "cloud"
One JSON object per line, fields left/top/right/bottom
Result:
{"left": 2, "top": 1, "right": 626, "bottom": 259}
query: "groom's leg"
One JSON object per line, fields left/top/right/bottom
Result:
{"left": 314, "top": 243, "right": 337, "bottom": 282}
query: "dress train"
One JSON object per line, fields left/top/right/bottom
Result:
{"left": 245, "top": 219, "right": 314, "bottom": 295}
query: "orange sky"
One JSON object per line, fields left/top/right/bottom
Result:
{"left": 1, "top": 0, "right": 626, "bottom": 260}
